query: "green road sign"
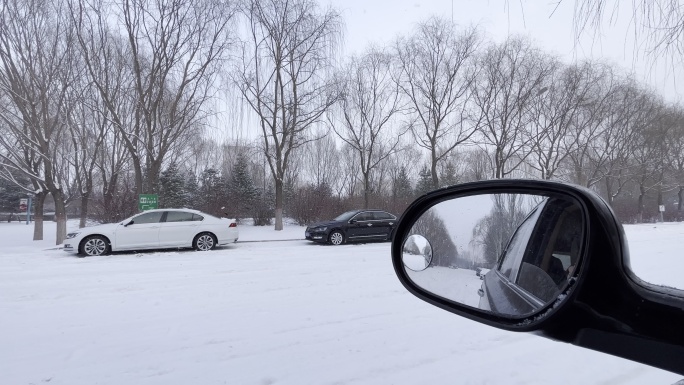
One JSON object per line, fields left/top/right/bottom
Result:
{"left": 138, "top": 194, "right": 158, "bottom": 211}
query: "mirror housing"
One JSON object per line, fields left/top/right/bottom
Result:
{"left": 124, "top": 220, "right": 134, "bottom": 227}
{"left": 392, "top": 180, "right": 684, "bottom": 375}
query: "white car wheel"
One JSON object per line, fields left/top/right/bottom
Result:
{"left": 80, "top": 236, "right": 109, "bottom": 256}
{"left": 194, "top": 233, "right": 216, "bottom": 251}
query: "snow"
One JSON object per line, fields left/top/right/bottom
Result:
{"left": 0, "top": 220, "right": 682, "bottom": 384}
{"left": 624, "top": 222, "right": 684, "bottom": 289}
{"left": 407, "top": 266, "right": 483, "bottom": 307}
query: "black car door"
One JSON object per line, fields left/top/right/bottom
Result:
{"left": 480, "top": 198, "right": 581, "bottom": 315}
{"left": 370, "top": 211, "right": 396, "bottom": 239}
{"left": 346, "top": 212, "right": 374, "bottom": 240}
{"left": 479, "top": 203, "right": 545, "bottom": 314}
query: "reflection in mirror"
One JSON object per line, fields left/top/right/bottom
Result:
{"left": 404, "top": 193, "right": 584, "bottom": 318}
{"left": 402, "top": 235, "right": 433, "bottom": 271}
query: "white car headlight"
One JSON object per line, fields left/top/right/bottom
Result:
{"left": 66, "top": 232, "right": 80, "bottom": 239}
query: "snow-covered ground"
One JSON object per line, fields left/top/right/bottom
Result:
{"left": 0, "top": 220, "right": 682, "bottom": 384}
{"left": 623, "top": 222, "right": 684, "bottom": 289}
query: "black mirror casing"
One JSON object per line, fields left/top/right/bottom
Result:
{"left": 391, "top": 179, "right": 684, "bottom": 375}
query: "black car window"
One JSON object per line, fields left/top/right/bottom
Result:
{"left": 165, "top": 211, "right": 195, "bottom": 222}
{"left": 494, "top": 196, "right": 583, "bottom": 305}
{"left": 334, "top": 211, "right": 358, "bottom": 222}
{"left": 131, "top": 211, "right": 163, "bottom": 224}
{"left": 498, "top": 204, "right": 544, "bottom": 281}
{"left": 191, "top": 214, "right": 204, "bottom": 221}
{"left": 372, "top": 211, "right": 394, "bottom": 220}
{"left": 516, "top": 202, "right": 583, "bottom": 294}
{"left": 353, "top": 212, "right": 373, "bottom": 221}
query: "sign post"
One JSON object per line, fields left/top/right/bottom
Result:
{"left": 138, "top": 194, "right": 158, "bottom": 211}
{"left": 659, "top": 204, "right": 665, "bottom": 223}
{"left": 19, "top": 198, "right": 30, "bottom": 224}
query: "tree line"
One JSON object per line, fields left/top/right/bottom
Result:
{"left": 1, "top": 0, "right": 683, "bottom": 245}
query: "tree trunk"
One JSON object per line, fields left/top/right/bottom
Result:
{"left": 52, "top": 190, "right": 68, "bottom": 245}
{"left": 274, "top": 178, "right": 283, "bottom": 231}
{"left": 145, "top": 160, "right": 162, "bottom": 194}
{"left": 363, "top": 173, "right": 370, "bottom": 209}
{"left": 32, "top": 192, "right": 46, "bottom": 241}
{"left": 79, "top": 193, "right": 89, "bottom": 228}
{"left": 132, "top": 156, "right": 144, "bottom": 196}
{"left": 102, "top": 174, "right": 119, "bottom": 223}
{"left": 495, "top": 151, "right": 504, "bottom": 179}
{"left": 637, "top": 184, "right": 645, "bottom": 223}
{"left": 430, "top": 149, "right": 439, "bottom": 189}
{"left": 605, "top": 178, "right": 614, "bottom": 205}
{"left": 678, "top": 186, "right": 683, "bottom": 212}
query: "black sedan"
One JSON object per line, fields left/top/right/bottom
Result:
{"left": 305, "top": 210, "right": 397, "bottom": 245}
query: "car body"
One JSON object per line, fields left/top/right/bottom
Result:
{"left": 62, "top": 208, "right": 238, "bottom": 256}
{"left": 305, "top": 209, "right": 397, "bottom": 245}
{"left": 479, "top": 197, "right": 582, "bottom": 314}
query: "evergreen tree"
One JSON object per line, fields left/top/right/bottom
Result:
{"left": 415, "top": 166, "right": 434, "bottom": 196}
{"left": 0, "top": 177, "right": 29, "bottom": 213}
{"left": 159, "top": 163, "right": 187, "bottom": 208}
{"left": 440, "top": 161, "right": 459, "bottom": 188}
{"left": 200, "top": 168, "right": 223, "bottom": 215}
{"left": 184, "top": 173, "right": 200, "bottom": 210}
{"left": 252, "top": 184, "right": 274, "bottom": 226}
{"left": 393, "top": 166, "right": 413, "bottom": 200}
{"left": 230, "top": 153, "right": 258, "bottom": 219}
{"left": 214, "top": 173, "right": 231, "bottom": 216}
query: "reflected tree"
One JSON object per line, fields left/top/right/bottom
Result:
{"left": 471, "top": 194, "right": 539, "bottom": 266}
{"left": 409, "top": 208, "right": 458, "bottom": 268}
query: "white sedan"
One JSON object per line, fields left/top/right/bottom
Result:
{"left": 62, "top": 209, "right": 239, "bottom": 257}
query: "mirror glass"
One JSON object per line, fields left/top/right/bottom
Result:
{"left": 402, "top": 235, "right": 433, "bottom": 271}
{"left": 402, "top": 193, "right": 584, "bottom": 317}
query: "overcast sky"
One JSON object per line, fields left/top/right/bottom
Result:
{"left": 325, "top": 0, "right": 683, "bottom": 102}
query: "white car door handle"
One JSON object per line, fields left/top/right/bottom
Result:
{"left": 367, "top": 223, "right": 372, "bottom": 227}
{"left": 150, "top": 226, "right": 159, "bottom": 229}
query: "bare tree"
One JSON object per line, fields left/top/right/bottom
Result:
{"left": 395, "top": 18, "right": 480, "bottom": 188}
{"left": 236, "top": 0, "right": 342, "bottom": 230}
{"left": 569, "top": 0, "right": 684, "bottom": 64}
{"left": 666, "top": 109, "right": 684, "bottom": 212}
{"left": 471, "top": 37, "right": 555, "bottom": 179}
{"left": 630, "top": 97, "right": 669, "bottom": 220}
{"left": 0, "top": 0, "right": 77, "bottom": 244}
{"left": 527, "top": 62, "right": 597, "bottom": 180}
{"left": 583, "top": 79, "right": 653, "bottom": 204}
{"left": 63, "top": 61, "right": 111, "bottom": 228}
{"left": 73, "top": 0, "right": 236, "bottom": 197}
{"left": 329, "top": 47, "right": 405, "bottom": 208}
{"left": 301, "top": 131, "right": 341, "bottom": 190}
{"left": 338, "top": 143, "right": 360, "bottom": 200}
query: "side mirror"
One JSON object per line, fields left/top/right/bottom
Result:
{"left": 124, "top": 220, "right": 134, "bottom": 227}
{"left": 349, "top": 219, "right": 357, "bottom": 224}
{"left": 392, "top": 180, "right": 684, "bottom": 375}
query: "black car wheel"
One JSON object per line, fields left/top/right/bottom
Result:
{"left": 194, "top": 232, "right": 217, "bottom": 251}
{"left": 79, "top": 235, "right": 110, "bottom": 257}
{"left": 328, "top": 230, "right": 344, "bottom": 245}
